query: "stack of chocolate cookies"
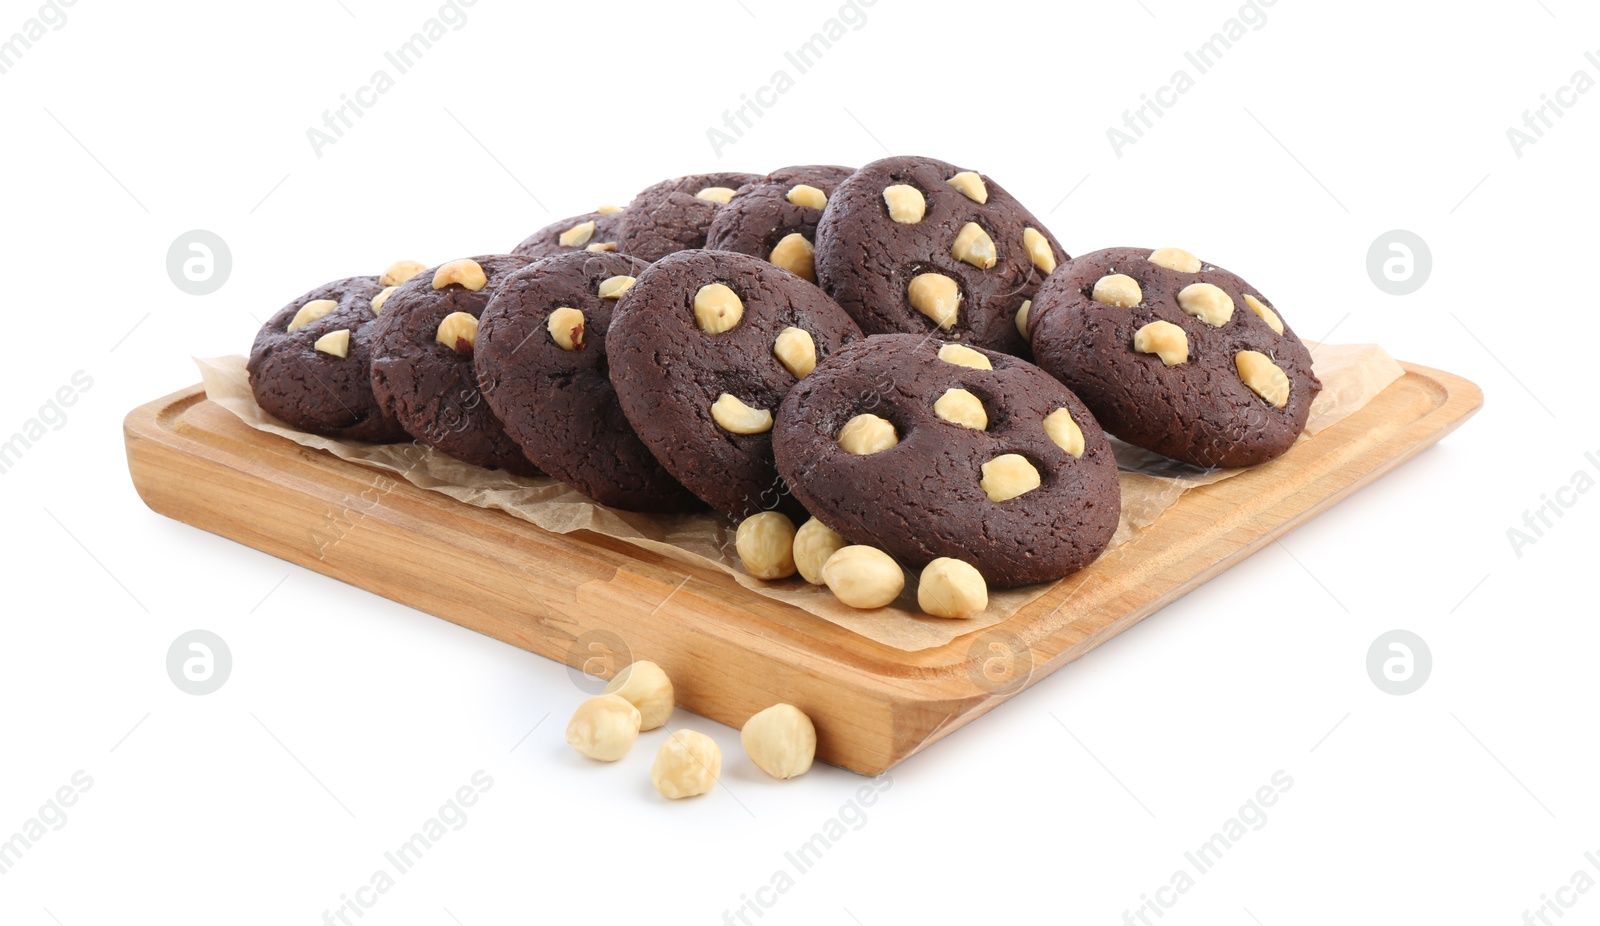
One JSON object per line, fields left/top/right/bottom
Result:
{"left": 248, "top": 156, "right": 1320, "bottom": 617}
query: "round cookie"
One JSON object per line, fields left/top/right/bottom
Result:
{"left": 616, "top": 172, "right": 761, "bottom": 262}
{"left": 814, "top": 155, "right": 1068, "bottom": 357}
{"left": 606, "top": 249, "right": 863, "bottom": 520}
{"left": 247, "top": 264, "right": 426, "bottom": 442}
{"left": 512, "top": 207, "right": 627, "bottom": 261}
{"left": 369, "top": 254, "right": 541, "bottom": 475}
{"left": 1027, "top": 247, "right": 1321, "bottom": 468}
{"left": 772, "top": 334, "right": 1120, "bottom": 588}
{"left": 703, "top": 165, "right": 854, "bottom": 282}
{"left": 476, "top": 252, "right": 702, "bottom": 513}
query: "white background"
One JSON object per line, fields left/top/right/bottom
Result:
{"left": 1, "top": 0, "right": 1595, "bottom": 924}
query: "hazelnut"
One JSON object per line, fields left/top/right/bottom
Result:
{"left": 1177, "top": 282, "right": 1234, "bottom": 328}
{"left": 1043, "top": 407, "right": 1085, "bottom": 458}
{"left": 564, "top": 694, "right": 641, "bottom": 762}
{"left": 793, "top": 518, "right": 846, "bottom": 585}
{"left": 908, "top": 273, "right": 961, "bottom": 329}
{"left": 934, "top": 388, "right": 988, "bottom": 430}
{"left": 1244, "top": 294, "right": 1285, "bottom": 335}
{"left": 380, "top": 259, "right": 427, "bottom": 287}
{"left": 821, "top": 545, "right": 905, "bottom": 609}
{"left": 432, "top": 259, "right": 488, "bottom": 292}
{"left": 1091, "top": 274, "right": 1142, "bottom": 308}
{"left": 837, "top": 414, "right": 898, "bottom": 455}
{"left": 596, "top": 204, "right": 624, "bottom": 214}
{"left": 1023, "top": 227, "right": 1056, "bottom": 274}
{"left": 651, "top": 730, "right": 722, "bottom": 799}
{"left": 286, "top": 299, "right": 338, "bottom": 333}
{"left": 695, "top": 186, "right": 737, "bottom": 204}
{"left": 980, "top": 453, "right": 1041, "bottom": 502}
{"left": 370, "top": 286, "right": 397, "bottom": 315}
{"left": 558, "top": 221, "right": 596, "bottom": 248}
{"left": 602, "top": 660, "right": 674, "bottom": 731}
{"left": 597, "top": 275, "right": 636, "bottom": 299}
{"left": 1236, "top": 350, "right": 1291, "bottom": 408}
{"left": 768, "top": 233, "right": 816, "bottom": 281}
{"left": 736, "top": 511, "right": 798, "bottom": 581}
{"left": 883, "top": 184, "right": 926, "bottom": 223}
{"left": 711, "top": 394, "right": 774, "bottom": 435}
{"left": 917, "top": 557, "right": 988, "bottom": 619}
{"left": 951, "top": 222, "right": 997, "bottom": 269}
{"left": 786, "top": 184, "right": 828, "bottom": 209}
{"left": 693, "top": 282, "right": 744, "bottom": 334}
{"left": 937, "top": 342, "right": 992, "bottom": 370}
{"left": 741, "top": 704, "right": 817, "bottom": 779}
{"left": 1132, "top": 320, "right": 1189, "bottom": 366}
{"left": 313, "top": 328, "right": 350, "bottom": 359}
{"left": 1148, "top": 248, "right": 1202, "bottom": 273}
{"left": 773, "top": 326, "right": 817, "bottom": 378}
{"left": 1015, "top": 299, "right": 1032, "bottom": 339}
{"left": 585, "top": 241, "right": 619, "bottom": 253}
{"left": 435, "top": 312, "right": 479, "bottom": 355}
{"left": 946, "top": 170, "right": 988, "bottom": 203}
{"left": 547, "top": 307, "right": 585, "bottom": 351}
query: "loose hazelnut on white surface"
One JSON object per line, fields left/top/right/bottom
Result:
{"left": 651, "top": 730, "right": 722, "bottom": 799}
{"left": 565, "top": 694, "right": 641, "bottom": 762}
{"left": 741, "top": 704, "right": 817, "bottom": 779}
{"left": 603, "top": 660, "right": 675, "bottom": 731}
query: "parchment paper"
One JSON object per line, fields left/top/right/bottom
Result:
{"left": 196, "top": 342, "right": 1402, "bottom": 651}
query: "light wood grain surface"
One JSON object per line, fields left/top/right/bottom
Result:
{"left": 123, "top": 363, "right": 1481, "bottom": 775}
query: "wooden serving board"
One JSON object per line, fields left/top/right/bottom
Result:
{"left": 123, "top": 363, "right": 1480, "bottom": 775}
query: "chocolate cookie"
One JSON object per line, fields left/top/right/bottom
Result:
{"left": 616, "top": 172, "right": 760, "bottom": 262}
{"left": 814, "top": 155, "right": 1068, "bottom": 357}
{"left": 247, "top": 263, "right": 427, "bottom": 442}
{"left": 772, "top": 334, "right": 1120, "bottom": 588}
{"left": 1027, "top": 247, "right": 1321, "bottom": 468}
{"left": 607, "top": 249, "right": 863, "bottom": 519}
{"left": 368, "top": 255, "right": 541, "bottom": 475}
{"left": 703, "top": 165, "right": 854, "bottom": 282}
{"left": 512, "top": 207, "right": 627, "bottom": 261}
{"left": 476, "top": 252, "right": 702, "bottom": 513}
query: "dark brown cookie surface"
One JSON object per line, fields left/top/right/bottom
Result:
{"left": 773, "top": 334, "right": 1120, "bottom": 588}
{"left": 476, "top": 251, "right": 701, "bottom": 513}
{"left": 703, "top": 165, "right": 854, "bottom": 282}
{"left": 606, "top": 249, "right": 863, "bottom": 519}
{"left": 511, "top": 208, "right": 627, "bottom": 261}
{"left": 616, "top": 172, "right": 760, "bottom": 262}
{"left": 1027, "top": 247, "right": 1321, "bottom": 468}
{"left": 814, "top": 155, "right": 1068, "bottom": 357}
{"left": 368, "top": 255, "right": 540, "bottom": 475}
{"left": 248, "top": 272, "right": 412, "bottom": 443}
